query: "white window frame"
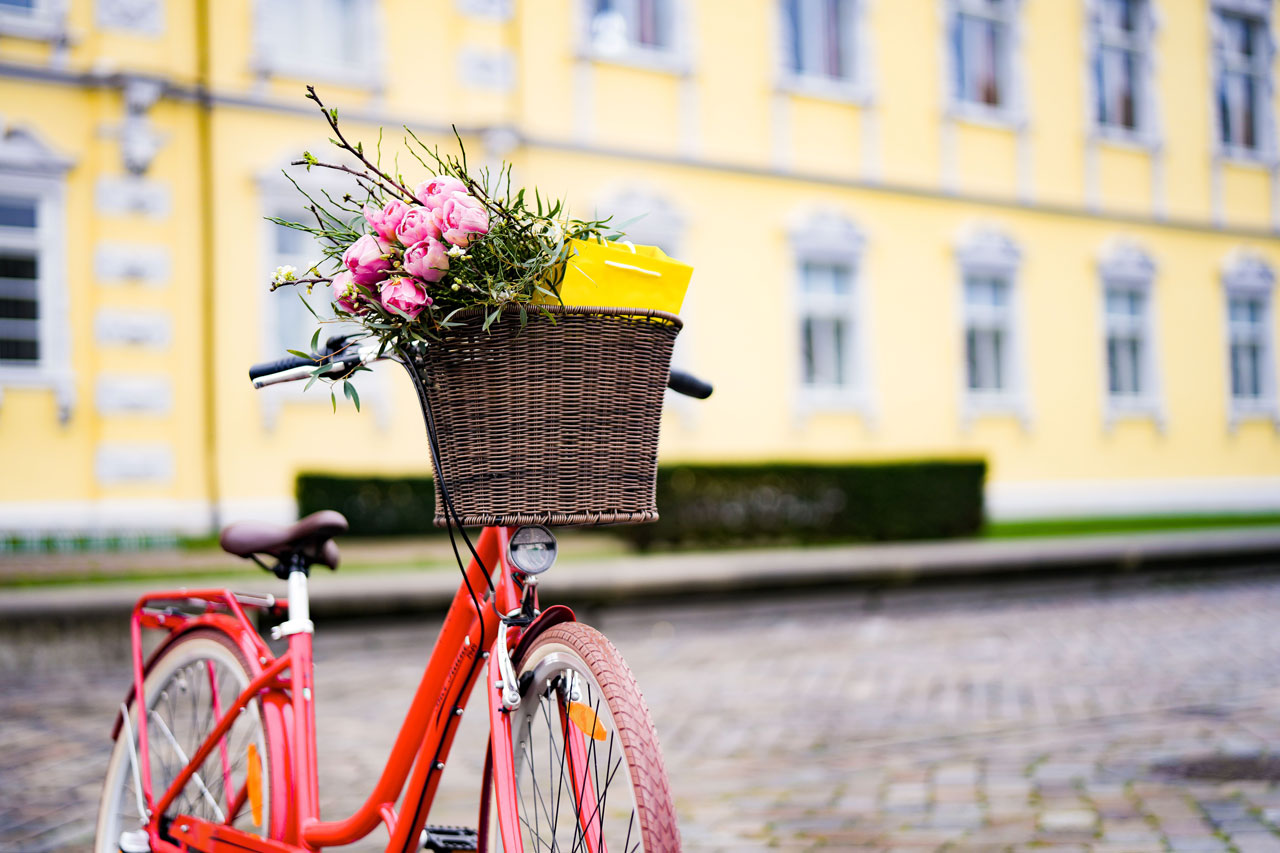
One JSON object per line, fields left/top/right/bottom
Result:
{"left": 1210, "top": 0, "right": 1277, "bottom": 165}
{"left": 1098, "top": 241, "right": 1163, "bottom": 427}
{"left": 252, "top": 0, "right": 383, "bottom": 89}
{"left": 1088, "top": 0, "right": 1159, "bottom": 147}
{"left": 944, "top": 0, "right": 1025, "bottom": 126}
{"left": 790, "top": 211, "right": 872, "bottom": 419}
{"left": 0, "top": 125, "right": 74, "bottom": 423}
{"left": 1222, "top": 250, "right": 1279, "bottom": 428}
{"left": 956, "top": 225, "right": 1028, "bottom": 425}
{"left": 578, "top": 0, "right": 692, "bottom": 74}
{"left": 776, "top": 0, "right": 872, "bottom": 104}
{"left": 0, "top": 0, "right": 68, "bottom": 41}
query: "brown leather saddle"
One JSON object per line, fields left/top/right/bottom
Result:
{"left": 219, "top": 510, "right": 348, "bottom": 572}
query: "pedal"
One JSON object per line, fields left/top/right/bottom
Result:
{"left": 420, "top": 824, "right": 478, "bottom": 851}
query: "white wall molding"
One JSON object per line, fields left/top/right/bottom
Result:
{"left": 457, "top": 47, "right": 515, "bottom": 92}
{"left": 94, "top": 309, "right": 171, "bottom": 348}
{"left": 456, "top": 0, "right": 513, "bottom": 18}
{"left": 95, "top": 176, "right": 171, "bottom": 217}
{"left": 96, "top": 0, "right": 164, "bottom": 35}
{"left": 94, "top": 443, "right": 174, "bottom": 485}
{"left": 988, "top": 477, "right": 1280, "bottom": 520}
{"left": 95, "top": 243, "right": 170, "bottom": 287}
{"left": 95, "top": 375, "right": 172, "bottom": 415}
{"left": 0, "top": 498, "right": 212, "bottom": 536}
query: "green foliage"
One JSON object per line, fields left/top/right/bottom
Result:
{"left": 296, "top": 460, "right": 987, "bottom": 547}
{"left": 618, "top": 460, "right": 987, "bottom": 550}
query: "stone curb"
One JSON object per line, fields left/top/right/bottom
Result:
{"left": 1, "top": 527, "right": 1278, "bottom": 625}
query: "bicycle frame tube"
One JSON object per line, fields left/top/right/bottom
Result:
{"left": 132, "top": 526, "right": 552, "bottom": 853}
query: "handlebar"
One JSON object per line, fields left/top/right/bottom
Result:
{"left": 667, "top": 370, "right": 713, "bottom": 399}
{"left": 249, "top": 340, "right": 714, "bottom": 400}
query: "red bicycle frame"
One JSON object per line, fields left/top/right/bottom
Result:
{"left": 121, "top": 525, "right": 601, "bottom": 853}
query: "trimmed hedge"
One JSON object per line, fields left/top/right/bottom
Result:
{"left": 299, "top": 459, "right": 986, "bottom": 547}
{"left": 620, "top": 460, "right": 986, "bottom": 550}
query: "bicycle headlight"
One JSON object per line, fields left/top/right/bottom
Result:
{"left": 508, "top": 525, "right": 557, "bottom": 575}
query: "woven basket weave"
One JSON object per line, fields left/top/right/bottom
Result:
{"left": 401, "top": 305, "right": 682, "bottom": 527}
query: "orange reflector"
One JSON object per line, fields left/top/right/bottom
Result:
{"left": 247, "top": 743, "right": 263, "bottom": 827}
{"left": 567, "top": 701, "right": 608, "bottom": 741}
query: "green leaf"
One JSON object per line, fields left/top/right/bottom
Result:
{"left": 304, "top": 373, "right": 320, "bottom": 392}
{"left": 299, "top": 293, "right": 322, "bottom": 320}
{"left": 343, "top": 381, "right": 361, "bottom": 412}
{"left": 310, "top": 328, "right": 322, "bottom": 352}
{"left": 331, "top": 390, "right": 337, "bottom": 413}
{"left": 287, "top": 349, "right": 312, "bottom": 360}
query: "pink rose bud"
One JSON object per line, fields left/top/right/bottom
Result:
{"left": 331, "top": 270, "right": 360, "bottom": 313}
{"left": 403, "top": 238, "right": 450, "bottom": 283}
{"left": 414, "top": 176, "right": 468, "bottom": 210}
{"left": 439, "top": 193, "right": 490, "bottom": 248}
{"left": 380, "top": 276, "right": 432, "bottom": 320}
{"left": 395, "top": 206, "right": 442, "bottom": 246}
{"left": 363, "top": 199, "right": 410, "bottom": 243}
{"left": 343, "top": 233, "right": 393, "bottom": 286}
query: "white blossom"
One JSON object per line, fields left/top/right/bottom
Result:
{"left": 446, "top": 245, "right": 466, "bottom": 258}
{"left": 271, "top": 265, "right": 298, "bottom": 286}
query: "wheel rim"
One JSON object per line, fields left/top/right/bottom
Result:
{"left": 506, "top": 649, "right": 646, "bottom": 853}
{"left": 98, "top": 638, "right": 269, "bottom": 850}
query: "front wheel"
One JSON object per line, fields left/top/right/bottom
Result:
{"left": 94, "top": 629, "right": 275, "bottom": 852}
{"left": 487, "top": 622, "right": 680, "bottom": 852}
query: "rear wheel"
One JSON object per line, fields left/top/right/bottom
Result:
{"left": 487, "top": 623, "right": 680, "bottom": 852}
{"left": 94, "top": 629, "right": 274, "bottom": 852}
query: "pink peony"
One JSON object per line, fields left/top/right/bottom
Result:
{"left": 439, "top": 193, "right": 490, "bottom": 248}
{"left": 403, "top": 238, "right": 450, "bottom": 283}
{"left": 414, "top": 176, "right": 467, "bottom": 210}
{"left": 363, "top": 199, "right": 410, "bottom": 243}
{"left": 380, "top": 276, "right": 432, "bottom": 320}
{"left": 331, "top": 270, "right": 360, "bottom": 313}
{"left": 395, "top": 206, "right": 441, "bottom": 246}
{"left": 343, "top": 233, "right": 393, "bottom": 286}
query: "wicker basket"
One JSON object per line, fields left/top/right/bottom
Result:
{"left": 401, "top": 305, "right": 682, "bottom": 527}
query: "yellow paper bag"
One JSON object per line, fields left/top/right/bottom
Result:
{"left": 553, "top": 239, "right": 693, "bottom": 314}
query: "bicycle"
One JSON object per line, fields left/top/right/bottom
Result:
{"left": 94, "top": 334, "right": 713, "bottom": 853}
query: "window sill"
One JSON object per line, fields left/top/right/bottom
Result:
{"left": 1093, "top": 125, "right": 1161, "bottom": 153}
{"left": 776, "top": 74, "right": 871, "bottom": 107}
{"left": 794, "top": 388, "right": 874, "bottom": 421}
{"left": 0, "top": 11, "right": 67, "bottom": 42}
{"left": 577, "top": 44, "right": 691, "bottom": 76}
{"left": 1229, "top": 400, "right": 1280, "bottom": 430}
{"left": 962, "top": 393, "right": 1030, "bottom": 428}
{"left": 1104, "top": 399, "right": 1165, "bottom": 430}
{"left": 946, "top": 101, "right": 1025, "bottom": 131}
{"left": 253, "top": 61, "right": 383, "bottom": 92}
{"left": 1215, "top": 146, "right": 1277, "bottom": 170}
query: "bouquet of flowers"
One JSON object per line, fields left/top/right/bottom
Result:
{"left": 269, "top": 87, "right": 618, "bottom": 407}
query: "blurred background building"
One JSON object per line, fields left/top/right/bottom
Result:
{"left": 2, "top": 0, "right": 1279, "bottom": 539}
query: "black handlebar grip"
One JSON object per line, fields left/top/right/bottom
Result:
{"left": 248, "top": 354, "right": 313, "bottom": 381}
{"left": 667, "top": 370, "right": 713, "bottom": 399}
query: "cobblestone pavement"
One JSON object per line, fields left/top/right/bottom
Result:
{"left": 6, "top": 571, "right": 1280, "bottom": 851}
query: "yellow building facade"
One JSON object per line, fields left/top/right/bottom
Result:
{"left": 2, "top": 0, "right": 1280, "bottom": 537}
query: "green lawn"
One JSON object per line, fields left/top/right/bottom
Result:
{"left": 984, "top": 513, "right": 1280, "bottom": 539}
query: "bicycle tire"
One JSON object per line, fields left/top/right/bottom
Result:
{"left": 94, "top": 629, "right": 275, "bottom": 852}
{"left": 484, "top": 622, "right": 680, "bottom": 852}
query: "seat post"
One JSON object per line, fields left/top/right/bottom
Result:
{"left": 271, "top": 554, "right": 315, "bottom": 640}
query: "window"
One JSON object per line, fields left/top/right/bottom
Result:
{"left": 791, "top": 211, "right": 868, "bottom": 413}
{"left": 1222, "top": 251, "right": 1277, "bottom": 425}
{"left": 956, "top": 226, "right": 1024, "bottom": 420}
{"left": 0, "top": 197, "right": 41, "bottom": 364}
{"left": 781, "top": 0, "right": 857, "bottom": 81}
{"left": 1092, "top": 0, "right": 1152, "bottom": 134}
{"left": 266, "top": 215, "right": 330, "bottom": 359}
{"left": 256, "top": 0, "right": 377, "bottom": 84}
{"left": 1098, "top": 242, "right": 1160, "bottom": 422}
{"left": 589, "top": 0, "right": 674, "bottom": 54}
{"left": 0, "top": 124, "right": 73, "bottom": 421}
{"left": 1229, "top": 292, "right": 1269, "bottom": 400}
{"left": 950, "top": 0, "right": 1015, "bottom": 111}
{"left": 799, "top": 261, "right": 857, "bottom": 389}
{"left": 0, "top": 0, "right": 66, "bottom": 39}
{"left": 1213, "top": 5, "right": 1272, "bottom": 155}
{"left": 964, "top": 275, "right": 1012, "bottom": 392}
{"left": 1105, "top": 287, "right": 1148, "bottom": 397}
